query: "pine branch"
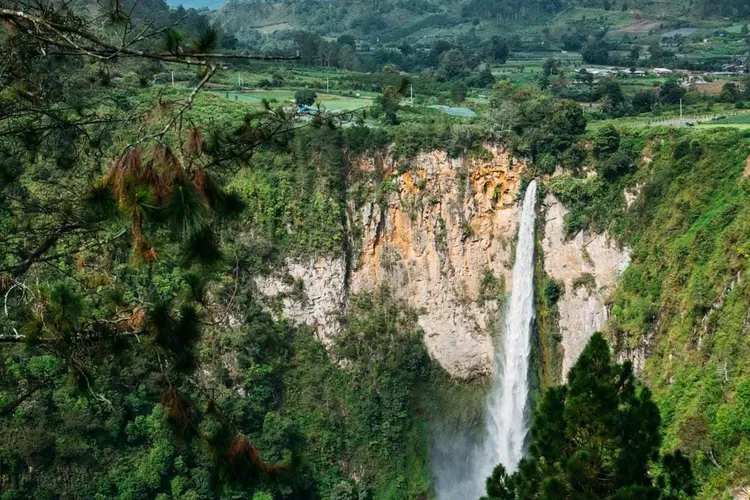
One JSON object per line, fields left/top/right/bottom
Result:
{"left": 0, "top": 8, "right": 299, "bottom": 66}
{"left": 132, "top": 64, "right": 217, "bottom": 148}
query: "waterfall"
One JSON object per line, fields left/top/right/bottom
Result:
{"left": 440, "top": 179, "right": 537, "bottom": 500}
{"left": 482, "top": 178, "right": 538, "bottom": 474}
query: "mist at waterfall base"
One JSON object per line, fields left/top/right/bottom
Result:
{"left": 431, "top": 180, "right": 538, "bottom": 500}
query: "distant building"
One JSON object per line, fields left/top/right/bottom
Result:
{"left": 584, "top": 68, "right": 616, "bottom": 76}
{"left": 619, "top": 69, "right": 646, "bottom": 77}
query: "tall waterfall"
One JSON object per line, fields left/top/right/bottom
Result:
{"left": 483, "top": 178, "right": 538, "bottom": 473}
{"left": 446, "top": 179, "right": 538, "bottom": 500}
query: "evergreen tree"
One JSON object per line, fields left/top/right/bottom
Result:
{"left": 439, "top": 48, "right": 469, "bottom": 79}
{"left": 659, "top": 79, "right": 686, "bottom": 105}
{"left": 373, "top": 79, "right": 409, "bottom": 124}
{"left": 0, "top": 2, "right": 303, "bottom": 496}
{"left": 593, "top": 124, "right": 621, "bottom": 159}
{"left": 542, "top": 58, "right": 560, "bottom": 77}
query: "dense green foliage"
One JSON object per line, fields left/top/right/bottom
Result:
{"left": 229, "top": 127, "right": 350, "bottom": 258}
{"left": 286, "top": 288, "right": 446, "bottom": 498}
{"left": 0, "top": 3, "right": 455, "bottom": 498}
{"left": 294, "top": 89, "right": 318, "bottom": 106}
{"left": 608, "top": 130, "right": 750, "bottom": 496}
{"left": 0, "top": 283, "right": 447, "bottom": 498}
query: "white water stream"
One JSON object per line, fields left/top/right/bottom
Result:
{"left": 453, "top": 179, "right": 538, "bottom": 499}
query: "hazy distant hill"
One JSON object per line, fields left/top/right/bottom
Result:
{"left": 207, "top": 0, "right": 748, "bottom": 53}
{"left": 210, "top": 0, "right": 566, "bottom": 49}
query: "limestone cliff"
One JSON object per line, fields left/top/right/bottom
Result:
{"left": 256, "top": 146, "right": 525, "bottom": 380}
{"left": 255, "top": 258, "right": 347, "bottom": 346}
{"left": 351, "top": 148, "right": 524, "bottom": 379}
{"left": 541, "top": 193, "right": 630, "bottom": 378}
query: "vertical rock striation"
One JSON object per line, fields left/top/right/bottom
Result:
{"left": 351, "top": 148, "right": 524, "bottom": 379}
{"left": 541, "top": 193, "right": 630, "bottom": 378}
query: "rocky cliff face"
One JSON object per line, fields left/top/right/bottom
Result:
{"left": 350, "top": 148, "right": 524, "bottom": 379}
{"left": 257, "top": 147, "right": 525, "bottom": 379}
{"left": 541, "top": 194, "right": 630, "bottom": 378}
{"left": 255, "top": 258, "right": 347, "bottom": 347}
{"left": 255, "top": 149, "right": 632, "bottom": 381}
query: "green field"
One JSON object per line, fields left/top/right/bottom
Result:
{"left": 694, "top": 113, "right": 750, "bottom": 130}
{"left": 708, "top": 113, "right": 750, "bottom": 124}
{"left": 724, "top": 22, "right": 748, "bottom": 33}
{"left": 698, "top": 123, "right": 750, "bottom": 130}
{"left": 216, "top": 90, "right": 374, "bottom": 111}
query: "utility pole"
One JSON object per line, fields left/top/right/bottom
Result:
{"left": 171, "top": 71, "right": 174, "bottom": 87}
{"left": 410, "top": 84, "right": 414, "bottom": 105}
{"left": 680, "top": 98, "right": 683, "bottom": 122}
{"left": 326, "top": 77, "right": 329, "bottom": 93}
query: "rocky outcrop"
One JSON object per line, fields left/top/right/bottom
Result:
{"left": 255, "top": 258, "right": 347, "bottom": 346}
{"left": 254, "top": 170, "right": 632, "bottom": 381}
{"left": 541, "top": 194, "right": 630, "bottom": 378}
{"left": 255, "top": 146, "right": 526, "bottom": 380}
{"left": 730, "top": 485, "right": 750, "bottom": 500}
{"left": 351, "top": 148, "right": 525, "bottom": 379}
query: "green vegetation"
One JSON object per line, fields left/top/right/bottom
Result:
{"left": 543, "top": 126, "right": 750, "bottom": 496}
{"left": 285, "top": 288, "right": 452, "bottom": 498}
{"left": 228, "top": 127, "right": 349, "bottom": 258}
{"left": 709, "top": 113, "right": 750, "bottom": 124}
{"left": 479, "top": 271, "right": 507, "bottom": 303}
{"left": 606, "top": 130, "right": 750, "bottom": 496}
{"left": 572, "top": 273, "right": 596, "bottom": 293}
{"left": 294, "top": 89, "right": 317, "bottom": 106}
{"left": 0, "top": 3, "right": 486, "bottom": 498}
{"left": 0, "top": 282, "right": 450, "bottom": 498}
{"left": 533, "top": 246, "right": 564, "bottom": 390}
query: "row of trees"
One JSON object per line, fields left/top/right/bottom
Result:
{"left": 293, "top": 30, "right": 508, "bottom": 79}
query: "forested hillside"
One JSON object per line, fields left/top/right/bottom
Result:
{"left": 544, "top": 126, "right": 750, "bottom": 497}
{"left": 210, "top": 0, "right": 749, "bottom": 51}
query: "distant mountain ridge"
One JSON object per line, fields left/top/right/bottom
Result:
{"left": 209, "top": 0, "right": 747, "bottom": 50}
{"left": 210, "top": 0, "right": 568, "bottom": 49}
